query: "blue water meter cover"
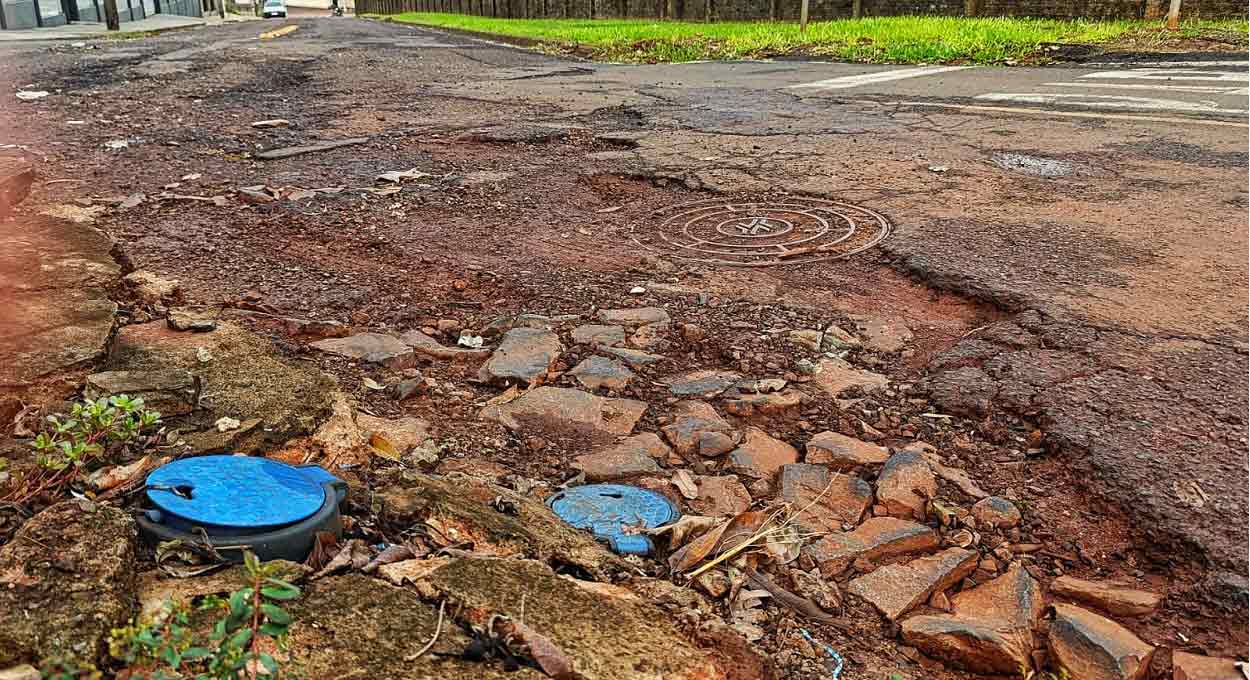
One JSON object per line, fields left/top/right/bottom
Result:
{"left": 546, "top": 484, "right": 679, "bottom": 555}
{"left": 146, "top": 455, "right": 327, "bottom": 530}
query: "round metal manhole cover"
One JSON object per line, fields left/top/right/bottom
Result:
{"left": 630, "top": 197, "right": 892, "bottom": 267}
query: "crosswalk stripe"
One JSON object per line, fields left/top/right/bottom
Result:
{"left": 1045, "top": 82, "right": 1245, "bottom": 95}
{"left": 788, "top": 65, "right": 974, "bottom": 91}
{"left": 890, "top": 101, "right": 1249, "bottom": 127}
{"left": 1080, "top": 69, "right": 1248, "bottom": 83}
{"left": 975, "top": 92, "right": 1247, "bottom": 115}
{"left": 1081, "top": 60, "right": 1247, "bottom": 67}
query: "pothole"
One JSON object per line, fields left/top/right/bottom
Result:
{"left": 629, "top": 196, "right": 893, "bottom": 267}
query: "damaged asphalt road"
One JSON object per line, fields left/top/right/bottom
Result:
{"left": 0, "top": 15, "right": 1245, "bottom": 679}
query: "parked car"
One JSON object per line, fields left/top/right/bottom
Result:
{"left": 262, "top": 0, "right": 287, "bottom": 18}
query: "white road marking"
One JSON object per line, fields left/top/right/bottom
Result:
{"left": 1045, "top": 82, "right": 1246, "bottom": 95}
{"left": 1081, "top": 59, "right": 1248, "bottom": 67}
{"left": 1080, "top": 69, "right": 1248, "bottom": 82}
{"left": 975, "top": 92, "right": 1247, "bottom": 115}
{"left": 892, "top": 101, "right": 1249, "bottom": 127}
{"left": 788, "top": 65, "right": 974, "bottom": 91}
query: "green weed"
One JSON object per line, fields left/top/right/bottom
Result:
{"left": 382, "top": 13, "right": 1248, "bottom": 64}
{"left": 109, "top": 551, "right": 301, "bottom": 679}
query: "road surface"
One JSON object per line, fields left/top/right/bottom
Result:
{"left": 0, "top": 16, "right": 1245, "bottom": 673}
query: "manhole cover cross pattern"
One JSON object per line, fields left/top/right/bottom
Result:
{"left": 630, "top": 197, "right": 892, "bottom": 267}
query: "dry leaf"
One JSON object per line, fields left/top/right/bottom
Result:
{"left": 313, "top": 539, "right": 371, "bottom": 579}
{"left": 761, "top": 523, "right": 802, "bottom": 565}
{"left": 947, "top": 528, "right": 975, "bottom": 548}
{"left": 304, "top": 531, "right": 339, "bottom": 571}
{"left": 668, "top": 519, "right": 730, "bottom": 573}
{"left": 376, "top": 168, "right": 432, "bottom": 184}
{"left": 717, "top": 510, "right": 769, "bottom": 555}
{"left": 378, "top": 556, "right": 451, "bottom": 586}
{"left": 486, "top": 385, "right": 521, "bottom": 406}
{"left": 671, "top": 469, "right": 698, "bottom": 500}
{"left": 88, "top": 455, "right": 151, "bottom": 491}
{"left": 648, "top": 514, "right": 718, "bottom": 549}
{"left": 363, "top": 543, "right": 424, "bottom": 573}
{"left": 495, "top": 618, "right": 575, "bottom": 680}
{"left": 369, "top": 432, "right": 401, "bottom": 460}
{"left": 362, "top": 377, "right": 386, "bottom": 391}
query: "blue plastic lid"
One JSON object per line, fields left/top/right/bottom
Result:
{"left": 146, "top": 456, "right": 326, "bottom": 530}
{"left": 546, "top": 484, "right": 679, "bottom": 555}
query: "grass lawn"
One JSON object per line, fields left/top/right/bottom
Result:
{"left": 381, "top": 12, "right": 1248, "bottom": 63}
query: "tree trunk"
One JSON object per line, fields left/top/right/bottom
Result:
{"left": 103, "top": 0, "right": 120, "bottom": 30}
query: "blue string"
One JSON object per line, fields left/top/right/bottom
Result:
{"left": 800, "top": 628, "right": 844, "bottom": 680}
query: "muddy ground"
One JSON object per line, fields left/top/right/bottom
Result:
{"left": 0, "top": 16, "right": 1246, "bottom": 680}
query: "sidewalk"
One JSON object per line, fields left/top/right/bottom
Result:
{"left": 0, "top": 11, "right": 257, "bottom": 41}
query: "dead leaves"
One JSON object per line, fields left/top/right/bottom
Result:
{"left": 311, "top": 538, "right": 432, "bottom": 580}
{"left": 369, "top": 432, "right": 401, "bottom": 460}
{"left": 671, "top": 469, "right": 698, "bottom": 500}
{"left": 312, "top": 539, "right": 372, "bottom": 579}
{"left": 728, "top": 587, "right": 771, "bottom": 641}
{"left": 376, "top": 168, "right": 433, "bottom": 184}
{"left": 493, "top": 618, "right": 575, "bottom": 680}
{"left": 665, "top": 509, "right": 769, "bottom": 575}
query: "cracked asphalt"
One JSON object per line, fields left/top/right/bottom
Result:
{"left": 2, "top": 10, "right": 1246, "bottom": 622}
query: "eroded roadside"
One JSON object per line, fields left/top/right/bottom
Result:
{"left": 0, "top": 17, "right": 1245, "bottom": 680}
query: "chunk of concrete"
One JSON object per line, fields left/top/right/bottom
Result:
{"left": 124, "top": 270, "right": 181, "bottom": 304}
{"left": 411, "top": 558, "right": 724, "bottom": 680}
{"left": 479, "top": 386, "right": 646, "bottom": 441}
{"left": 598, "top": 307, "right": 671, "bottom": 326}
{"left": 478, "top": 327, "right": 562, "bottom": 385}
{"left": 106, "top": 322, "right": 338, "bottom": 443}
{"left": 287, "top": 574, "right": 498, "bottom": 679}
{"left": 1048, "top": 603, "right": 1155, "bottom": 680}
{"left": 661, "top": 400, "right": 734, "bottom": 457}
{"left": 1172, "top": 651, "right": 1245, "bottom": 680}
{"left": 806, "top": 516, "right": 940, "bottom": 577}
{"left": 901, "top": 564, "right": 1045, "bottom": 675}
{"left": 665, "top": 369, "right": 741, "bottom": 397}
{"left": 0, "top": 216, "right": 119, "bottom": 387}
{"left": 847, "top": 547, "right": 977, "bottom": 620}
{"left": 0, "top": 502, "right": 137, "bottom": 667}
{"left": 813, "top": 358, "right": 888, "bottom": 397}
{"left": 970, "top": 496, "right": 1022, "bottom": 529}
{"left": 691, "top": 475, "right": 753, "bottom": 517}
{"left": 778, "top": 463, "right": 872, "bottom": 531}
{"left": 84, "top": 369, "right": 200, "bottom": 415}
{"left": 601, "top": 346, "right": 665, "bottom": 367}
{"left": 569, "top": 356, "right": 635, "bottom": 390}
{"left": 805, "top": 431, "right": 889, "bottom": 469}
{"left": 571, "top": 324, "right": 626, "bottom": 347}
{"left": 573, "top": 433, "right": 665, "bottom": 481}
{"left": 310, "top": 332, "right": 415, "bottom": 369}
{"left": 1050, "top": 576, "right": 1162, "bottom": 618}
{"left": 876, "top": 449, "right": 937, "bottom": 520}
{"left": 727, "top": 427, "right": 799, "bottom": 479}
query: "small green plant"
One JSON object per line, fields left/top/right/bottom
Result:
{"left": 6, "top": 395, "right": 160, "bottom": 504}
{"left": 32, "top": 395, "right": 160, "bottom": 471}
{"left": 39, "top": 656, "right": 102, "bottom": 679}
{"left": 110, "top": 551, "right": 301, "bottom": 679}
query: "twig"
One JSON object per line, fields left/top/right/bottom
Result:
{"left": 687, "top": 477, "right": 840, "bottom": 579}
{"left": 405, "top": 600, "right": 445, "bottom": 661}
{"left": 19, "top": 533, "right": 52, "bottom": 550}
{"left": 745, "top": 568, "right": 854, "bottom": 634}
